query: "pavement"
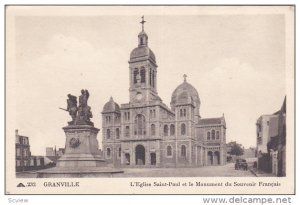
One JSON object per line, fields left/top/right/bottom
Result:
{"left": 16, "top": 163, "right": 258, "bottom": 178}
{"left": 16, "top": 171, "right": 38, "bottom": 178}
{"left": 249, "top": 167, "right": 276, "bottom": 177}
{"left": 113, "top": 163, "right": 256, "bottom": 177}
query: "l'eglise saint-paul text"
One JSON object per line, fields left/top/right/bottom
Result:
{"left": 130, "top": 181, "right": 226, "bottom": 188}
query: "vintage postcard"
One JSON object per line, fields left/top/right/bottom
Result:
{"left": 5, "top": 5, "right": 295, "bottom": 194}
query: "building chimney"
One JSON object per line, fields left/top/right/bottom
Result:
{"left": 15, "top": 129, "right": 19, "bottom": 136}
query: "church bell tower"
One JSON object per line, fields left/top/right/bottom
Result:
{"left": 128, "top": 16, "right": 159, "bottom": 104}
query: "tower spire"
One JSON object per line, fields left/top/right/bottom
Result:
{"left": 140, "top": 16, "right": 146, "bottom": 32}
{"left": 138, "top": 16, "right": 148, "bottom": 46}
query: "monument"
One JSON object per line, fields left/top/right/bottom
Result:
{"left": 37, "top": 90, "right": 123, "bottom": 177}
{"left": 57, "top": 89, "right": 103, "bottom": 167}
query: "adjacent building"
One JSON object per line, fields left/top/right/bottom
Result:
{"left": 101, "top": 20, "right": 227, "bottom": 168}
{"left": 15, "top": 129, "right": 46, "bottom": 172}
{"left": 243, "top": 147, "right": 256, "bottom": 158}
{"left": 256, "top": 115, "right": 279, "bottom": 154}
{"left": 45, "top": 146, "right": 65, "bottom": 163}
{"left": 15, "top": 130, "right": 31, "bottom": 172}
{"left": 256, "top": 97, "right": 286, "bottom": 176}
{"left": 30, "top": 156, "right": 45, "bottom": 168}
{"left": 269, "top": 97, "right": 286, "bottom": 176}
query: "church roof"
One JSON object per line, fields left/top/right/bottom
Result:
{"left": 138, "top": 31, "right": 148, "bottom": 37}
{"left": 130, "top": 46, "right": 156, "bottom": 62}
{"left": 129, "top": 19, "right": 156, "bottom": 63}
{"left": 171, "top": 79, "right": 200, "bottom": 107}
{"left": 273, "top": 96, "right": 286, "bottom": 115}
{"left": 102, "top": 97, "right": 120, "bottom": 113}
{"left": 198, "top": 117, "right": 223, "bottom": 125}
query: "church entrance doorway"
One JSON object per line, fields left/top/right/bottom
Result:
{"left": 125, "top": 153, "right": 130, "bottom": 165}
{"left": 135, "top": 145, "right": 145, "bottom": 165}
{"left": 208, "top": 151, "right": 213, "bottom": 165}
{"left": 214, "top": 151, "right": 220, "bottom": 165}
{"left": 150, "top": 153, "right": 156, "bottom": 165}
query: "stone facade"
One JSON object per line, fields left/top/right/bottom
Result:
{"left": 257, "top": 97, "right": 286, "bottom": 176}
{"left": 15, "top": 130, "right": 49, "bottom": 172}
{"left": 256, "top": 114, "right": 279, "bottom": 154}
{"left": 101, "top": 23, "right": 226, "bottom": 168}
{"left": 56, "top": 125, "right": 105, "bottom": 167}
{"left": 15, "top": 130, "right": 31, "bottom": 171}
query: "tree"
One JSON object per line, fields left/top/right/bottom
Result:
{"left": 228, "top": 141, "right": 244, "bottom": 156}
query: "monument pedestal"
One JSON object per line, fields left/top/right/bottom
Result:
{"left": 56, "top": 125, "right": 106, "bottom": 167}
{"left": 37, "top": 124, "right": 123, "bottom": 178}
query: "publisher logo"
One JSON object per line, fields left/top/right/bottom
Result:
{"left": 17, "top": 183, "right": 25, "bottom": 187}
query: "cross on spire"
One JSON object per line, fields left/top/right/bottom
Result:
{"left": 140, "top": 16, "right": 146, "bottom": 31}
{"left": 183, "top": 74, "right": 187, "bottom": 82}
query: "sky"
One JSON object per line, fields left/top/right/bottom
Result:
{"left": 12, "top": 10, "right": 286, "bottom": 155}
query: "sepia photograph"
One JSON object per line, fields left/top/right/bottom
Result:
{"left": 5, "top": 5, "right": 295, "bottom": 194}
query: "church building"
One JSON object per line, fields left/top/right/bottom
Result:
{"left": 101, "top": 18, "right": 227, "bottom": 167}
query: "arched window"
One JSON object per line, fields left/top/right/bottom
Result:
{"left": 116, "top": 128, "right": 120, "bottom": 139}
{"left": 216, "top": 131, "right": 220, "bottom": 139}
{"left": 167, "top": 146, "right": 172, "bottom": 157}
{"left": 106, "top": 148, "right": 111, "bottom": 158}
{"left": 180, "top": 109, "right": 183, "bottom": 117}
{"left": 140, "top": 68, "right": 145, "bottom": 83}
{"left": 181, "top": 145, "right": 186, "bottom": 157}
{"left": 107, "top": 129, "right": 111, "bottom": 139}
{"left": 140, "top": 38, "right": 143, "bottom": 45}
{"left": 152, "top": 72, "right": 155, "bottom": 88}
{"left": 153, "top": 72, "right": 155, "bottom": 88}
{"left": 149, "top": 69, "right": 152, "bottom": 86}
{"left": 170, "top": 124, "right": 175, "bottom": 136}
{"left": 181, "top": 123, "right": 186, "bottom": 135}
{"left": 133, "top": 68, "right": 139, "bottom": 84}
{"left": 151, "top": 124, "right": 156, "bottom": 136}
{"left": 118, "top": 147, "right": 121, "bottom": 157}
{"left": 164, "top": 125, "right": 169, "bottom": 136}
{"left": 134, "top": 114, "right": 146, "bottom": 136}
{"left": 207, "top": 132, "right": 211, "bottom": 140}
{"left": 150, "top": 110, "right": 153, "bottom": 118}
{"left": 125, "top": 126, "right": 130, "bottom": 137}
{"left": 183, "top": 109, "right": 187, "bottom": 117}
{"left": 212, "top": 130, "right": 215, "bottom": 140}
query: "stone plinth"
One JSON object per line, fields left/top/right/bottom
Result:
{"left": 37, "top": 124, "right": 124, "bottom": 178}
{"left": 56, "top": 125, "right": 105, "bottom": 167}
